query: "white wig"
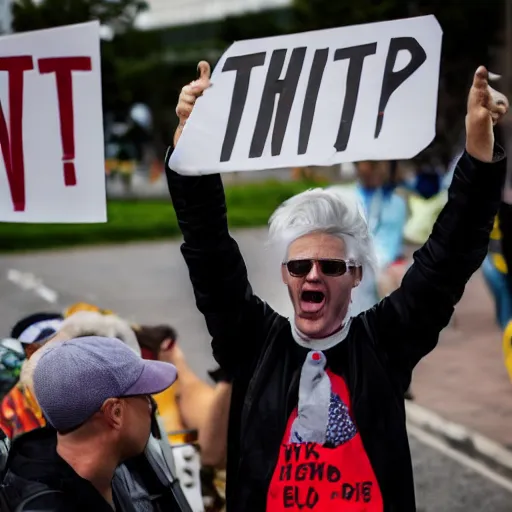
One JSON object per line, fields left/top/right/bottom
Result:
{"left": 268, "top": 187, "right": 377, "bottom": 273}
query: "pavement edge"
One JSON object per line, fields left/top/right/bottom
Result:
{"left": 405, "top": 401, "right": 512, "bottom": 480}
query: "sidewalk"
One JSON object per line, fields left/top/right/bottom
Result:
{"left": 411, "top": 267, "right": 512, "bottom": 449}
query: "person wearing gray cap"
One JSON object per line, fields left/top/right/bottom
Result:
{"left": 0, "top": 336, "right": 180, "bottom": 512}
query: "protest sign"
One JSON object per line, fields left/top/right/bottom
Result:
{"left": 170, "top": 15, "right": 442, "bottom": 175}
{"left": 0, "top": 21, "right": 106, "bottom": 223}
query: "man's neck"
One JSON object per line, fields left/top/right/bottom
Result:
{"left": 292, "top": 318, "right": 352, "bottom": 351}
{"left": 57, "top": 437, "right": 118, "bottom": 507}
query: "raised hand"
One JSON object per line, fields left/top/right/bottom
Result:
{"left": 173, "top": 61, "right": 211, "bottom": 147}
{"left": 465, "top": 66, "right": 509, "bottom": 163}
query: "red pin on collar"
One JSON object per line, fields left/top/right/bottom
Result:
{"left": 312, "top": 352, "right": 321, "bottom": 361}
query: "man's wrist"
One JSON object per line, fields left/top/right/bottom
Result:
{"left": 466, "top": 141, "right": 505, "bottom": 164}
{"left": 173, "top": 123, "right": 185, "bottom": 148}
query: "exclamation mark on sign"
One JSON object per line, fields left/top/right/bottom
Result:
{"left": 38, "top": 56, "right": 92, "bottom": 186}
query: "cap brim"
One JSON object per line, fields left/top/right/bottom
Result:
{"left": 124, "top": 360, "right": 177, "bottom": 396}
{"left": 17, "top": 318, "right": 63, "bottom": 344}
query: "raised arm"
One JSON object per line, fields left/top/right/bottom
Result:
{"left": 365, "top": 67, "right": 509, "bottom": 386}
{"left": 166, "top": 62, "right": 277, "bottom": 377}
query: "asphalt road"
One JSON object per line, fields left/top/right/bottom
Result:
{"left": 1, "top": 231, "right": 512, "bottom": 511}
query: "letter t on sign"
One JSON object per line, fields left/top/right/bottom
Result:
{"left": 220, "top": 53, "right": 266, "bottom": 163}
{"left": 38, "top": 57, "right": 92, "bottom": 187}
{"left": 333, "top": 43, "right": 377, "bottom": 153}
{"left": 0, "top": 56, "right": 34, "bottom": 212}
{"left": 250, "top": 47, "right": 307, "bottom": 159}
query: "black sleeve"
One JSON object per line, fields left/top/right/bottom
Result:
{"left": 165, "top": 148, "right": 280, "bottom": 377}
{"left": 364, "top": 148, "right": 507, "bottom": 390}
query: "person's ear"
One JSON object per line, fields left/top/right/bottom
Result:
{"left": 102, "top": 398, "right": 124, "bottom": 430}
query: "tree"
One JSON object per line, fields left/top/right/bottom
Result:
{"left": 11, "top": 0, "right": 149, "bottom": 116}
{"left": 294, "top": 0, "right": 403, "bottom": 31}
{"left": 11, "top": 0, "right": 147, "bottom": 33}
{"left": 218, "top": 8, "right": 292, "bottom": 44}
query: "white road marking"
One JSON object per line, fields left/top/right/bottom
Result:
{"left": 7, "top": 269, "right": 59, "bottom": 304}
{"left": 408, "top": 423, "right": 512, "bottom": 493}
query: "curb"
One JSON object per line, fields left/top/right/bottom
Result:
{"left": 405, "top": 401, "right": 512, "bottom": 480}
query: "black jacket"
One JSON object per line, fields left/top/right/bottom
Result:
{"left": 2, "top": 427, "right": 125, "bottom": 511}
{"left": 1, "top": 427, "right": 187, "bottom": 512}
{"left": 166, "top": 148, "right": 506, "bottom": 512}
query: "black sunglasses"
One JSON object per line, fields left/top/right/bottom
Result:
{"left": 283, "top": 258, "right": 357, "bottom": 277}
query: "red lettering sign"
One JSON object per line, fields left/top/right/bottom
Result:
{"left": 38, "top": 57, "right": 92, "bottom": 187}
{"left": 0, "top": 56, "right": 34, "bottom": 212}
{"left": 0, "top": 55, "right": 92, "bottom": 212}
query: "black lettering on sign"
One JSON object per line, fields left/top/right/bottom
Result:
{"left": 282, "top": 461, "right": 327, "bottom": 482}
{"left": 220, "top": 52, "right": 266, "bottom": 162}
{"left": 295, "top": 463, "right": 309, "bottom": 481}
{"left": 339, "top": 481, "right": 373, "bottom": 502}
{"left": 342, "top": 483, "right": 357, "bottom": 501}
{"left": 282, "top": 486, "right": 319, "bottom": 509}
{"left": 362, "top": 481, "right": 373, "bottom": 503}
{"left": 283, "top": 486, "right": 294, "bottom": 508}
{"left": 309, "top": 462, "right": 325, "bottom": 481}
{"left": 304, "top": 443, "right": 320, "bottom": 461}
{"left": 304, "top": 486, "right": 320, "bottom": 509}
{"left": 326, "top": 464, "right": 342, "bottom": 483}
{"left": 333, "top": 43, "right": 377, "bottom": 152}
{"left": 375, "top": 37, "right": 427, "bottom": 138}
{"left": 279, "top": 463, "right": 292, "bottom": 481}
{"left": 298, "top": 48, "right": 329, "bottom": 155}
{"left": 250, "top": 47, "right": 307, "bottom": 158}
{"left": 283, "top": 444, "right": 302, "bottom": 463}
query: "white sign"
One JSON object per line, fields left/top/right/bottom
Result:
{"left": 0, "top": 21, "right": 106, "bottom": 223}
{"left": 170, "top": 15, "right": 443, "bottom": 175}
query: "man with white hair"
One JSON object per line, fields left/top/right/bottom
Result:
{"left": 166, "top": 62, "right": 508, "bottom": 512}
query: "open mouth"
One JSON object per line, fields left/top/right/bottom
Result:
{"left": 300, "top": 290, "right": 326, "bottom": 314}
{"left": 301, "top": 291, "right": 325, "bottom": 303}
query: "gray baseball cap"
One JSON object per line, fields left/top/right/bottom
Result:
{"left": 33, "top": 336, "right": 177, "bottom": 432}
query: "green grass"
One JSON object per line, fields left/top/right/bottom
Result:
{"left": 0, "top": 179, "right": 326, "bottom": 253}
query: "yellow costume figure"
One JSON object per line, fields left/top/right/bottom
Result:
{"left": 482, "top": 216, "right": 512, "bottom": 382}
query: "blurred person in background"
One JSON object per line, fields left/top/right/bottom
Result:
{"left": 484, "top": 202, "right": 512, "bottom": 330}
{"left": 329, "top": 159, "right": 408, "bottom": 317}
{"left": 1, "top": 336, "right": 179, "bottom": 511}
{"left": 349, "top": 160, "right": 408, "bottom": 301}
{"left": 167, "top": 62, "right": 508, "bottom": 512}
{"left": 482, "top": 198, "right": 512, "bottom": 382}
{"left": 0, "top": 338, "right": 27, "bottom": 401}
{"left": 334, "top": 160, "right": 415, "bottom": 399}
{"left": 0, "top": 313, "right": 64, "bottom": 437}
{"left": 402, "top": 149, "right": 454, "bottom": 248}
{"left": 0, "top": 311, "right": 140, "bottom": 439}
{"left": 135, "top": 324, "right": 229, "bottom": 512}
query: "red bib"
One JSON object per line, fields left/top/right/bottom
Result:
{"left": 267, "top": 370, "right": 383, "bottom": 511}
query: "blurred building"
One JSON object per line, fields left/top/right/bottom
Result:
{"left": 136, "top": 0, "right": 291, "bottom": 30}
{"left": 0, "top": 0, "right": 12, "bottom": 33}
